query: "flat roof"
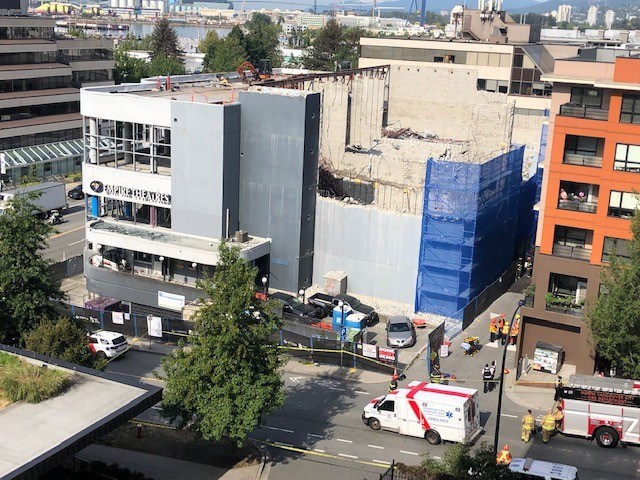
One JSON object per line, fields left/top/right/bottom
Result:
{"left": 0, "top": 345, "right": 162, "bottom": 480}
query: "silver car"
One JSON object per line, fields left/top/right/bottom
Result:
{"left": 386, "top": 315, "right": 416, "bottom": 348}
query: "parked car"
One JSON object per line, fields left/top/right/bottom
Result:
{"left": 386, "top": 315, "right": 416, "bottom": 348}
{"left": 68, "top": 185, "right": 84, "bottom": 200}
{"left": 88, "top": 330, "right": 129, "bottom": 359}
{"left": 308, "top": 293, "right": 379, "bottom": 325}
{"left": 270, "top": 292, "right": 322, "bottom": 318}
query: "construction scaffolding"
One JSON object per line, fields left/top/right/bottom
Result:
{"left": 415, "top": 146, "right": 525, "bottom": 320}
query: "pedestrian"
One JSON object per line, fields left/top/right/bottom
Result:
{"left": 496, "top": 444, "right": 512, "bottom": 465}
{"left": 489, "top": 360, "right": 496, "bottom": 392}
{"left": 501, "top": 319, "right": 510, "bottom": 346}
{"left": 497, "top": 315, "right": 505, "bottom": 343}
{"left": 482, "top": 363, "right": 492, "bottom": 393}
{"left": 524, "top": 256, "right": 533, "bottom": 278}
{"left": 521, "top": 410, "right": 535, "bottom": 443}
{"left": 489, "top": 317, "right": 498, "bottom": 343}
{"left": 509, "top": 315, "right": 520, "bottom": 345}
{"left": 554, "top": 405, "right": 564, "bottom": 431}
{"left": 430, "top": 365, "right": 443, "bottom": 384}
{"left": 388, "top": 372, "right": 398, "bottom": 393}
{"left": 541, "top": 411, "right": 556, "bottom": 443}
{"left": 554, "top": 376, "right": 563, "bottom": 401}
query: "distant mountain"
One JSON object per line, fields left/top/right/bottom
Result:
{"left": 375, "top": 0, "right": 564, "bottom": 14}
{"left": 508, "top": 0, "right": 639, "bottom": 14}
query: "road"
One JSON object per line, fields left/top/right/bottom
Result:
{"left": 105, "top": 350, "right": 640, "bottom": 480}
{"left": 44, "top": 199, "right": 86, "bottom": 262}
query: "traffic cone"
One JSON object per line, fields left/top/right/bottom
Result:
{"left": 504, "top": 369, "right": 510, "bottom": 375}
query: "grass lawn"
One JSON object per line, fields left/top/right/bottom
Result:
{"left": 98, "top": 423, "right": 260, "bottom": 469}
{"left": 0, "top": 352, "right": 70, "bottom": 405}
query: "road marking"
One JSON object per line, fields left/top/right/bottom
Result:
{"left": 314, "top": 449, "right": 325, "bottom": 453}
{"left": 275, "top": 442, "right": 294, "bottom": 448}
{"left": 329, "top": 387, "right": 345, "bottom": 391}
{"left": 307, "top": 433, "right": 323, "bottom": 438}
{"left": 400, "top": 450, "right": 419, "bottom": 456}
{"left": 372, "top": 459, "right": 391, "bottom": 466}
{"left": 264, "top": 426, "right": 294, "bottom": 433}
{"left": 367, "top": 444, "right": 384, "bottom": 449}
{"left": 336, "top": 438, "right": 353, "bottom": 443}
{"left": 338, "top": 453, "right": 358, "bottom": 459}
{"left": 501, "top": 414, "right": 518, "bottom": 418}
{"left": 68, "top": 239, "right": 85, "bottom": 246}
{"left": 289, "top": 376, "right": 305, "bottom": 383}
{"left": 355, "top": 390, "right": 370, "bottom": 395}
{"left": 64, "top": 210, "right": 85, "bottom": 217}
{"left": 50, "top": 225, "right": 84, "bottom": 239}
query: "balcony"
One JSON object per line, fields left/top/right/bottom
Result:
{"left": 562, "top": 152, "right": 603, "bottom": 168}
{"left": 557, "top": 181, "right": 599, "bottom": 213}
{"left": 559, "top": 103, "right": 609, "bottom": 121}
{"left": 551, "top": 244, "right": 592, "bottom": 261}
{"left": 557, "top": 199, "right": 598, "bottom": 213}
{"left": 546, "top": 273, "right": 587, "bottom": 317}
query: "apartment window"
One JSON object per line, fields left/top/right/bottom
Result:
{"left": 134, "top": 251, "right": 152, "bottom": 264}
{"left": 570, "top": 87, "right": 603, "bottom": 107}
{"left": 602, "top": 237, "right": 630, "bottom": 263}
{"left": 614, "top": 144, "right": 640, "bottom": 172}
{"left": 621, "top": 95, "right": 640, "bottom": 124}
{"left": 608, "top": 191, "right": 639, "bottom": 218}
{"left": 554, "top": 226, "right": 587, "bottom": 247}
{"left": 564, "top": 135, "right": 599, "bottom": 155}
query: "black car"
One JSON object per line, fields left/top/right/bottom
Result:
{"left": 68, "top": 185, "right": 84, "bottom": 200}
{"left": 270, "top": 292, "right": 322, "bottom": 318}
{"left": 334, "top": 294, "right": 379, "bottom": 325}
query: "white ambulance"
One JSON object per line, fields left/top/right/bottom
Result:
{"left": 362, "top": 380, "right": 481, "bottom": 445}
{"left": 559, "top": 374, "right": 640, "bottom": 448}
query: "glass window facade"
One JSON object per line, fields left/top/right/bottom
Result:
{"left": 608, "top": 191, "right": 639, "bottom": 218}
{"left": 0, "top": 26, "right": 54, "bottom": 40}
{"left": 0, "top": 128, "right": 82, "bottom": 150}
{"left": 511, "top": 48, "right": 551, "bottom": 97}
{"left": 620, "top": 95, "right": 640, "bottom": 124}
{"left": 602, "top": 237, "right": 630, "bottom": 263}
{"left": 0, "top": 101, "right": 79, "bottom": 122}
{"left": 614, "top": 143, "right": 640, "bottom": 173}
{"left": 72, "top": 69, "right": 113, "bottom": 84}
{"left": 0, "top": 51, "right": 58, "bottom": 65}
{"left": 0, "top": 76, "right": 71, "bottom": 93}
{"left": 58, "top": 48, "right": 113, "bottom": 62}
{"left": 570, "top": 87, "right": 603, "bottom": 107}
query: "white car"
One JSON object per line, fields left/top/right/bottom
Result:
{"left": 88, "top": 330, "right": 129, "bottom": 359}
{"left": 509, "top": 457, "right": 578, "bottom": 480}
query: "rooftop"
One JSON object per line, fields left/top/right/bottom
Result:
{"left": 0, "top": 345, "right": 162, "bottom": 480}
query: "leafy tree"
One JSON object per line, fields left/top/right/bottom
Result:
{"left": 161, "top": 242, "right": 284, "bottom": 449}
{"left": 339, "top": 26, "right": 367, "bottom": 67}
{"left": 147, "top": 53, "right": 186, "bottom": 77}
{"left": 150, "top": 17, "right": 183, "bottom": 61}
{"left": 117, "top": 33, "right": 153, "bottom": 51}
{"left": 199, "top": 29, "right": 220, "bottom": 54}
{"left": 0, "top": 195, "right": 62, "bottom": 344}
{"left": 113, "top": 46, "right": 149, "bottom": 84}
{"left": 243, "top": 13, "right": 282, "bottom": 67}
{"left": 207, "top": 35, "right": 248, "bottom": 73}
{"left": 302, "top": 19, "right": 345, "bottom": 71}
{"left": 397, "top": 443, "right": 526, "bottom": 479}
{"left": 587, "top": 210, "right": 640, "bottom": 378}
{"left": 24, "top": 317, "right": 99, "bottom": 368}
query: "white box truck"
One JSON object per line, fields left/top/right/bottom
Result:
{"left": 362, "top": 380, "right": 481, "bottom": 445}
{"left": 0, "top": 182, "right": 67, "bottom": 218}
{"left": 559, "top": 374, "right": 640, "bottom": 448}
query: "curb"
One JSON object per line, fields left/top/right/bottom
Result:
{"left": 252, "top": 440, "right": 272, "bottom": 480}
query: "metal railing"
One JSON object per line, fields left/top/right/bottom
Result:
{"left": 552, "top": 244, "right": 592, "bottom": 261}
{"left": 559, "top": 103, "right": 609, "bottom": 121}
{"left": 562, "top": 152, "right": 603, "bottom": 167}
{"left": 557, "top": 199, "right": 598, "bottom": 213}
{"left": 545, "top": 302, "right": 584, "bottom": 317}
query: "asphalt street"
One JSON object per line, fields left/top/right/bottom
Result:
{"left": 105, "top": 349, "right": 640, "bottom": 480}
{"left": 44, "top": 199, "right": 86, "bottom": 262}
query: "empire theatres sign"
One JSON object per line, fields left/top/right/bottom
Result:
{"left": 90, "top": 181, "right": 171, "bottom": 206}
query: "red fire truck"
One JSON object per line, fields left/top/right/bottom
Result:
{"left": 559, "top": 374, "right": 640, "bottom": 448}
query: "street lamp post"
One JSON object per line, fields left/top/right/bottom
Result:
{"left": 493, "top": 298, "right": 527, "bottom": 457}
{"left": 261, "top": 276, "right": 268, "bottom": 297}
{"left": 299, "top": 288, "right": 306, "bottom": 316}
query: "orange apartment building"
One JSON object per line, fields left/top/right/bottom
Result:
{"left": 519, "top": 48, "right": 640, "bottom": 375}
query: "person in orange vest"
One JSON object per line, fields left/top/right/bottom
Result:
{"left": 509, "top": 315, "right": 520, "bottom": 346}
{"left": 501, "top": 319, "right": 510, "bottom": 346}
{"left": 489, "top": 317, "right": 498, "bottom": 343}
{"left": 496, "top": 444, "right": 512, "bottom": 465}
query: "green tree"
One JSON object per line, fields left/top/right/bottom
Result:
{"left": 587, "top": 210, "right": 640, "bottom": 378}
{"left": 113, "top": 46, "right": 149, "bottom": 84}
{"left": 338, "top": 26, "right": 366, "bottom": 67}
{"left": 397, "top": 443, "right": 526, "bottom": 479}
{"left": 244, "top": 13, "right": 282, "bottom": 67}
{"left": 161, "top": 242, "right": 284, "bottom": 449}
{"left": 207, "top": 35, "right": 248, "bottom": 73}
{"left": 150, "top": 17, "right": 183, "bottom": 61}
{"left": 0, "top": 195, "right": 62, "bottom": 344}
{"left": 198, "top": 29, "right": 220, "bottom": 54}
{"left": 118, "top": 33, "right": 153, "bottom": 51}
{"left": 302, "top": 19, "right": 345, "bottom": 71}
{"left": 24, "top": 317, "right": 99, "bottom": 368}
{"left": 147, "top": 53, "right": 186, "bottom": 77}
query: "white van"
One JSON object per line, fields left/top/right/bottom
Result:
{"left": 509, "top": 457, "right": 578, "bottom": 480}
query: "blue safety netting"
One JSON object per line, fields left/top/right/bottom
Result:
{"left": 415, "top": 146, "right": 525, "bottom": 320}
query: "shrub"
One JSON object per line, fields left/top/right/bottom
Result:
{"left": 0, "top": 361, "right": 69, "bottom": 403}
{"left": 0, "top": 352, "right": 19, "bottom": 367}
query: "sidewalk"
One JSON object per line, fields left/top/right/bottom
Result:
{"left": 78, "top": 444, "right": 264, "bottom": 480}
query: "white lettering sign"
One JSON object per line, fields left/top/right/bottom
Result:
{"left": 158, "top": 291, "right": 185, "bottom": 311}
{"left": 147, "top": 315, "right": 163, "bottom": 338}
{"left": 104, "top": 185, "right": 171, "bottom": 205}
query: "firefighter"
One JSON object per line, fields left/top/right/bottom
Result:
{"left": 509, "top": 315, "right": 520, "bottom": 346}
{"left": 501, "top": 319, "right": 510, "bottom": 346}
{"left": 430, "top": 365, "right": 443, "bottom": 384}
{"left": 497, "top": 315, "right": 505, "bottom": 342}
{"left": 482, "top": 364, "right": 492, "bottom": 393}
{"left": 489, "top": 317, "right": 498, "bottom": 343}
{"left": 541, "top": 411, "right": 556, "bottom": 443}
{"left": 388, "top": 372, "right": 399, "bottom": 392}
{"left": 496, "top": 444, "right": 512, "bottom": 465}
{"left": 554, "top": 376, "right": 563, "bottom": 401}
{"left": 521, "top": 409, "right": 536, "bottom": 443}
{"left": 554, "top": 404, "right": 564, "bottom": 431}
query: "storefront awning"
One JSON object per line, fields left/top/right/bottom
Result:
{"left": 1, "top": 138, "right": 112, "bottom": 169}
